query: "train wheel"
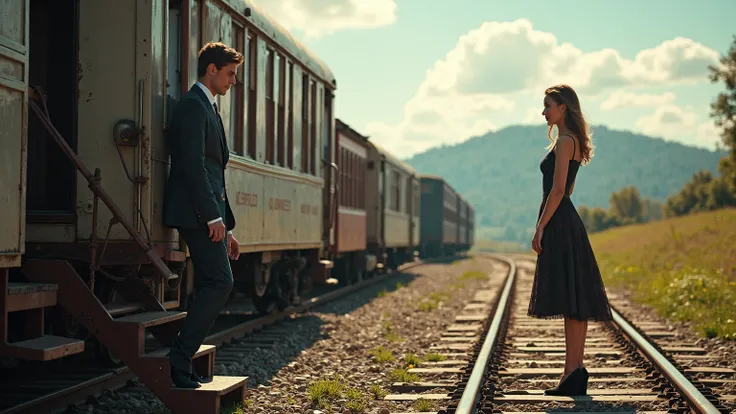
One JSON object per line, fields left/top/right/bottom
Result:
{"left": 251, "top": 263, "right": 269, "bottom": 298}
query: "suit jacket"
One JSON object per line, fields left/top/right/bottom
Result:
{"left": 163, "top": 84, "right": 236, "bottom": 231}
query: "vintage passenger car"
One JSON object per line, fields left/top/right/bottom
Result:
{"left": 365, "top": 141, "right": 421, "bottom": 270}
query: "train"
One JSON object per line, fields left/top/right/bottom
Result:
{"left": 0, "top": 0, "right": 473, "bottom": 411}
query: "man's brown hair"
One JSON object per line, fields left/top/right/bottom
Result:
{"left": 197, "top": 42, "right": 244, "bottom": 77}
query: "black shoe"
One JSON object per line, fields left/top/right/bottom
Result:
{"left": 544, "top": 367, "right": 588, "bottom": 396}
{"left": 171, "top": 366, "right": 201, "bottom": 389}
{"left": 191, "top": 370, "right": 213, "bottom": 384}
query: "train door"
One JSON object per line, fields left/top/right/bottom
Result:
{"left": 0, "top": 0, "right": 30, "bottom": 267}
{"left": 25, "top": 0, "right": 79, "bottom": 226}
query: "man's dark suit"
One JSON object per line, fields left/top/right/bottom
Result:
{"left": 163, "top": 83, "right": 236, "bottom": 380}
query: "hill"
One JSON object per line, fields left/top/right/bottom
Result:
{"left": 591, "top": 208, "right": 736, "bottom": 339}
{"left": 405, "top": 124, "right": 728, "bottom": 245}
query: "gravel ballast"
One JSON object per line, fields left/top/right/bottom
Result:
{"left": 68, "top": 255, "right": 506, "bottom": 414}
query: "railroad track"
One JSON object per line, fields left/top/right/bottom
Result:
{"left": 384, "top": 254, "right": 735, "bottom": 414}
{"left": 0, "top": 256, "right": 457, "bottom": 414}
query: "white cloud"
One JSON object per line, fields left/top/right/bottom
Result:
{"left": 600, "top": 91, "right": 676, "bottom": 111}
{"left": 365, "top": 18, "right": 722, "bottom": 157}
{"left": 253, "top": 0, "right": 397, "bottom": 38}
{"left": 635, "top": 105, "right": 722, "bottom": 148}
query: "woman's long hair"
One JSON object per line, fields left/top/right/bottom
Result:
{"left": 545, "top": 84, "right": 594, "bottom": 165}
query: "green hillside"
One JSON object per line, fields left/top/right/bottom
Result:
{"left": 405, "top": 124, "right": 727, "bottom": 246}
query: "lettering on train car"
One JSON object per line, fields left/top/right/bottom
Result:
{"left": 236, "top": 192, "right": 259, "bottom": 206}
{"left": 269, "top": 198, "right": 291, "bottom": 211}
{"left": 300, "top": 204, "right": 319, "bottom": 216}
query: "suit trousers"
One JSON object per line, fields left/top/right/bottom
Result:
{"left": 168, "top": 227, "right": 234, "bottom": 374}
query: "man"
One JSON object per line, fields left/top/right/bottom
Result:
{"left": 163, "top": 42, "right": 244, "bottom": 388}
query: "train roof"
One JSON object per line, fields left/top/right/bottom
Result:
{"left": 418, "top": 174, "right": 446, "bottom": 183}
{"left": 228, "top": 0, "right": 336, "bottom": 86}
{"left": 369, "top": 141, "right": 417, "bottom": 176}
{"left": 336, "top": 118, "right": 370, "bottom": 145}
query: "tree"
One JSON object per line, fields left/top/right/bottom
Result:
{"left": 609, "top": 186, "right": 644, "bottom": 225}
{"left": 708, "top": 35, "right": 736, "bottom": 195}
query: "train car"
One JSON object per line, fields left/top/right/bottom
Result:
{"left": 331, "top": 119, "right": 372, "bottom": 284}
{"left": 419, "top": 174, "right": 462, "bottom": 257}
{"left": 365, "top": 141, "right": 420, "bottom": 270}
{"left": 467, "top": 204, "right": 476, "bottom": 251}
{"left": 0, "top": 0, "right": 336, "bottom": 411}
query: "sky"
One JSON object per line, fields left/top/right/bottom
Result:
{"left": 253, "top": 0, "right": 736, "bottom": 158}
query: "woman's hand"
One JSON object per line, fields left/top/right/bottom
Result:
{"left": 532, "top": 227, "right": 544, "bottom": 254}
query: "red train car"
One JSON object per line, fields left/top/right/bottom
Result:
{"left": 331, "top": 119, "right": 373, "bottom": 284}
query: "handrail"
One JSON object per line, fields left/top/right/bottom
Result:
{"left": 28, "top": 86, "right": 177, "bottom": 282}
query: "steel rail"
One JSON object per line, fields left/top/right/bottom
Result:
{"left": 1, "top": 255, "right": 458, "bottom": 414}
{"left": 455, "top": 255, "right": 516, "bottom": 413}
{"left": 610, "top": 306, "right": 723, "bottom": 414}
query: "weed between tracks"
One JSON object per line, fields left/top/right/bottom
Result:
{"left": 591, "top": 208, "right": 736, "bottom": 340}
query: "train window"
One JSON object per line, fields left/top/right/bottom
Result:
{"left": 301, "top": 73, "right": 310, "bottom": 173}
{"left": 286, "top": 61, "right": 294, "bottom": 169}
{"left": 310, "top": 80, "right": 317, "bottom": 175}
{"left": 265, "top": 47, "right": 275, "bottom": 164}
{"left": 246, "top": 33, "right": 257, "bottom": 158}
{"left": 277, "top": 53, "right": 285, "bottom": 166}
{"left": 391, "top": 170, "right": 400, "bottom": 211}
{"left": 293, "top": 67, "right": 302, "bottom": 171}
{"left": 322, "top": 89, "right": 331, "bottom": 176}
{"left": 229, "top": 22, "right": 245, "bottom": 155}
{"left": 405, "top": 176, "right": 411, "bottom": 214}
{"left": 413, "top": 183, "right": 419, "bottom": 216}
{"left": 166, "top": 0, "right": 182, "bottom": 103}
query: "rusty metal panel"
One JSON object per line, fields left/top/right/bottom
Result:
{"left": 74, "top": 0, "right": 140, "bottom": 241}
{"left": 0, "top": 0, "right": 29, "bottom": 267}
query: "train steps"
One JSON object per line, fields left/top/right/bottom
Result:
{"left": 20, "top": 258, "right": 247, "bottom": 414}
{"left": 0, "top": 269, "right": 85, "bottom": 360}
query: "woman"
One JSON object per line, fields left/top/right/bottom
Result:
{"left": 527, "top": 84, "right": 613, "bottom": 396}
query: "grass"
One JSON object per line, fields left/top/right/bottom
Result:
{"left": 306, "top": 376, "right": 370, "bottom": 412}
{"left": 589, "top": 208, "right": 736, "bottom": 340}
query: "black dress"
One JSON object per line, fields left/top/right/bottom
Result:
{"left": 527, "top": 135, "right": 613, "bottom": 322}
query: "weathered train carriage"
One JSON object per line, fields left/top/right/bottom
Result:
{"left": 331, "top": 119, "right": 372, "bottom": 284}
{"left": 164, "top": 0, "right": 337, "bottom": 313}
{"left": 418, "top": 175, "right": 460, "bottom": 257}
{"left": 365, "top": 142, "right": 420, "bottom": 270}
{"left": 1, "top": 0, "right": 336, "bottom": 412}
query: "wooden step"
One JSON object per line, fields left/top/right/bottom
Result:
{"left": 113, "top": 311, "right": 187, "bottom": 328}
{"left": 6, "top": 282, "right": 58, "bottom": 312}
{"left": 165, "top": 375, "right": 248, "bottom": 414}
{"left": 0, "top": 335, "right": 85, "bottom": 360}
{"left": 141, "top": 344, "right": 217, "bottom": 380}
{"left": 105, "top": 302, "right": 145, "bottom": 317}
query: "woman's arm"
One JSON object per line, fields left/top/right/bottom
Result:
{"left": 536, "top": 135, "right": 575, "bottom": 230}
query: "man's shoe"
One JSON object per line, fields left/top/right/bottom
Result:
{"left": 191, "top": 370, "right": 213, "bottom": 384}
{"left": 171, "top": 366, "right": 200, "bottom": 389}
